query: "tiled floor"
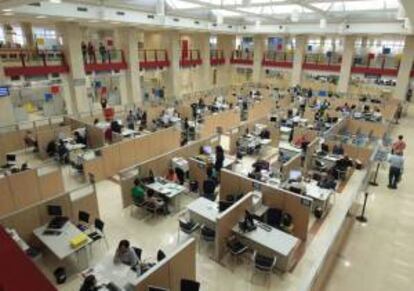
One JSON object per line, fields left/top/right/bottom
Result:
{"left": 35, "top": 105, "right": 414, "bottom": 291}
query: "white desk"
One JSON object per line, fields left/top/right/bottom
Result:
{"left": 279, "top": 142, "right": 302, "bottom": 154}
{"left": 280, "top": 126, "right": 292, "bottom": 134}
{"left": 65, "top": 143, "right": 86, "bottom": 151}
{"left": 81, "top": 254, "right": 140, "bottom": 291}
{"left": 187, "top": 197, "right": 219, "bottom": 227}
{"left": 146, "top": 179, "right": 186, "bottom": 211}
{"left": 305, "top": 180, "right": 334, "bottom": 214}
{"left": 233, "top": 221, "right": 299, "bottom": 271}
{"left": 33, "top": 222, "right": 92, "bottom": 260}
{"left": 122, "top": 128, "right": 139, "bottom": 138}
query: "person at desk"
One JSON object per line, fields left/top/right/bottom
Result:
{"left": 372, "top": 108, "right": 382, "bottom": 121}
{"left": 198, "top": 97, "right": 205, "bottom": 109}
{"left": 110, "top": 120, "right": 122, "bottom": 134}
{"left": 131, "top": 179, "right": 146, "bottom": 203}
{"left": 332, "top": 143, "right": 345, "bottom": 156}
{"left": 165, "top": 167, "right": 178, "bottom": 183}
{"left": 320, "top": 142, "right": 330, "bottom": 155}
{"left": 279, "top": 213, "right": 294, "bottom": 234}
{"left": 113, "top": 240, "right": 139, "bottom": 267}
{"left": 126, "top": 110, "right": 136, "bottom": 130}
{"left": 74, "top": 131, "right": 87, "bottom": 146}
{"left": 147, "top": 189, "right": 169, "bottom": 215}
{"left": 318, "top": 173, "right": 337, "bottom": 190}
{"left": 20, "top": 163, "right": 29, "bottom": 171}
{"left": 332, "top": 155, "right": 353, "bottom": 180}
{"left": 141, "top": 111, "right": 147, "bottom": 128}
{"left": 80, "top": 275, "right": 103, "bottom": 291}
{"left": 214, "top": 145, "right": 225, "bottom": 173}
{"left": 57, "top": 140, "right": 69, "bottom": 164}
{"left": 24, "top": 130, "right": 38, "bottom": 152}
{"left": 203, "top": 168, "right": 217, "bottom": 201}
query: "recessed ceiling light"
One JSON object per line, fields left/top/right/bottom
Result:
{"left": 3, "top": 12, "right": 14, "bottom": 16}
{"left": 88, "top": 20, "right": 99, "bottom": 23}
{"left": 111, "top": 21, "right": 120, "bottom": 25}
{"left": 49, "top": 0, "right": 61, "bottom": 3}
{"left": 36, "top": 15, "right": 47, "bottom": 19}
{"left": 2, "top": 8, "right": 13, "bottom": 12}
{"left": 65, "top": 17, "right": 75, "bottom": 21}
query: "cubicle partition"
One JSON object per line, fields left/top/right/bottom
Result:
{"left": 0, "top": 184, "right": 99, "bottom": 245}
{"left": 345, "top": 119, "right": 388, "bottom": 139}
{"left": 118, "top": 135, "right": 220, "bottom": 209}
{"left": 292, "top": 127, "right": 319, "bottom": 144}
{"left": 215, "top": 193, "right": 253, "bottom": 261}
{"left": 83, "top": 127, "right": 181, "bottom": 182}
{"left": 219, "top": 169, "right": 312, "bottom": 241}
{"left": 304, "top": 138, "right": 320, "bottom": 174}
{"left": 281, "top": 153, "right": 303, "bottom": 179}
{"left": 0, "top": 165, "right": 64, "bottom": 217}
{"left": 324, "top": 141, "right": 373, "bottom": 166}
{"left": 134, "top": 238, "right": 196, "bottom": 291}
{"left": 247, "top": 98, "right": 274, "bottom": 122}
{"left": 36, "top": 124, "right": 72, "bottom": 159}
{"left": 200, "top": 110, "right": 240, "bottom": 139}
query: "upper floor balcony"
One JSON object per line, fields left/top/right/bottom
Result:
{"left": 0, "top": 49, "right": 69, "bottom": 77}
{"left": 210, "top": 50, "right": 225, "bottom": 66}
{"left": 351, "top": 53, "right": 400, "bottom": 76}
{"left": 262, "top": 51, "right": 293, "bottom": 68}
{"left": 83, "top": 49, "right": 127, "bottom": 73}
{"left": 180, "top": 49, "right": 202, "bottom": 68}
{"left": 138, "top": 49, "right": 170, "bottom": 70}
{"left": 303, "top": 52, "right": 342, "bottom": 72}
{"left": 230, "top": 50, "right": 253, "bottom": 65}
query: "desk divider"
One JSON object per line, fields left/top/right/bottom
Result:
{"left": 135, "top": 238, "right": 196, "bottom": 291}
{"left": 0, "top": 184, "right": 98, "bottom": 245}
{"left": 346, "top": 119, "right": 387, "bottom": 139}
{"left": 219, "top": 169, "right": 311, "bottom": 241}
{"left": 247, "top": 98, "right": 274, "bottom": 122}
{"left": 304, "top": 138, "right": 320, "bottom": 174}
{"left": 324, "top": 141, "right": 373, "bottom": 166}
{"left": 200, "top": 110, "right": 240, "bottom": 139}
{"left": 7, "top": 169, "right": 42, "bottom": 208}
{"left": 0, "top": 177, "right": 16, "bottom": 217}
{"left": 215, "top": 193, "right": 254, "bottom": 261}
{"left": 36, "top": 125, "right": 72, "bottom": 159}
{"left": 119, "top": 135, "right": 220, "bottom": 209}
{"left": 86, "top": 124, "right": 105, "bottom": 149}
{"left": 37, "top": 167, "right": 65, "bottom": 200}
{"left": 292, "top": 127, "right": 318, "bottom": 144}
{"left": 281, "top": 153, "right": 302, "bottom": 179}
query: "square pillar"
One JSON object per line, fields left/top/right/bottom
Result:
{"left": 164, "top": 31, "right": 181, "bottom": 100}
{"left": 198, "top": 33, "right": 211, "bottom": 91}
{"left": 337, "top": 36, "right": 355, "bottom": 94}
{"left": 291, "top": 35, "right": 307, "bottom": 86}
{"left": 217, "top": 34, "right": 235, "bottom": 88}
{"left": 253, "top": 35, "right": 266, "bottom": 83}
{"left": 395, "top": 36, "right": 414, "bottom": 100}
{"left": 0, "top": 58, "right": 15, "bottom": 126}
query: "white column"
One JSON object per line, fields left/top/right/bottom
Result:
{"left": 337, "top": 36, "right": 355, "bottom": 94}
{"left": 291, "top": 35, "right": 307, "bottom": 86}
{"left": 21, "top": 22, "right": 34, "bottom": 49}
{"left": 57, "top": 22, "right": 88, "bottom": 114}
{"left": 197, "top": 33, "right": 211, "bottom": 91}
{"left": 253, "top": 35, "right": 265, "bottom": 83}
{"left": 217, "top": 34, "right": 234, "bottom": 88}
{"left": 114, "top": 28, "right": 142, "bottom": 105}
{"left": 395, "top": 36, "right": 414, "bottom": 100}
{"left": 164, "top": 31, "right": 181, "bottom": 100}
{"left": 0, "top": 58, "right": 15, "bottom": 126}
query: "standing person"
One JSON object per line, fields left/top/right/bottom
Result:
{"left": 214, "top": 145, "right": 225, "bottom": 173}
{"left": 99, "top": 42, "right": 106, "bottom": 63}
{"left": 87, "top": 41, "right": 95, "bottom": 64}
{"left": 126, "top": 110, "right": 135, "bottom": 130}
{"left": 81, "top": 41, "right": 87, "bottom": 64}
{"left": 388, "top": 152, "right": 404, "bottom": 189}
{"left": 392, "top": 135, "right": 406, "bottom": 155}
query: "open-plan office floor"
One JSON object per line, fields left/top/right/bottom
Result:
{"left": 33, "top": 106, "right": 413, "bottom": 291}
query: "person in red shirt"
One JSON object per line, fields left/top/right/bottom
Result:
{"left": 165, "top": 167, "right": 178, "bottom": 183}
{"left": 392, "top": 135, "right": 406, "bottom": 155}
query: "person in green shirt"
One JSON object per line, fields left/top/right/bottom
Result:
{"left": 131, "top": 178, "right": 146, "bottom": 203}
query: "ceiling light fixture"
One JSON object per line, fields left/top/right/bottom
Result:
{"left": 291, "top": 10, "right": 299, "bottom": 22}
{"left": 2, "top": 8, "right": 12, "bottom": 12}
{"left": 49, "top": 0, "right": 61, "bottom": 3}
{"left": 36, "top": 15, "right": 47, "bottom": 19}
{"left": 216, "top": 15, "right": 223, "bottom": 25}
{"left": 320, "top": 18, "right": 327, "bottom": 29}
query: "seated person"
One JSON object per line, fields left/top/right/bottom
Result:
{"left": 252, "top": 159, "right": 270, "bottom": 171}
{"left": 80, "top": 275, "right": 102, "bottom": 291}
{"left": 332, "top": 143, "right": 345, "bottom": 156}
{"left": 20, "top": 163, "right": 29, "bottom": 171}
{"left": 278, "top": 152, "right": 289, "bottom": 163}
{"left": 287, "top": 176, "right": 306, "bottom": 194}
{"left": 146, "top": 189, "right": 169, "bottom": 215}
{"left": 279, "top": 213, "right": 294, "bottom": 234}
{"left": 110, "top": 120, "right": 122, "bottom": 134}
{"left": 57, "top": 140, "right": 69, "bottom": 163}
{"left": 131, "top": 178, "right": 146, "bottom": 203}
{"left": 248, "top": 165, "right": 262, "bottom": 181}
{"left": 318, "top": 173, "right": 337, "bottom": 190}
{"left": 165, "top": 167, "right": 178, "bottom": 183}
{"left": 24, "top": 130, "right": 38, "bottom": 151}
{"left": 333, "top": 155, "right": 353, "bottom": 179}
{"left": 113, "top": 240, "right": 139, "bottom": 267}
{"left": 372, "top": 108, "right": 382, "bottom": 121}
{"left": 320, "top": 142, "right": 330, "bottom": 155}
{"left": 74, "top": 131, "right": 86, "bottom": 145}
{"left": 203, "top": 168, "right": 217, "bottom": 200}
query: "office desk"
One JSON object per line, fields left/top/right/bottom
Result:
{"left": 146, "top": 179, "right": 186, "bottom": 212}
{"left": 81, "top": 254, "right": 140, "bottom": 291}
{"left": 121, "top": 128, "right": 140, "bottom": 138}
{"left": 33, "top": 222, "right": 92, "bottom": 261}
{"left": 305, "top": 180, "right": 333, "bottom": 214}
{"left": 233, "top": 221, "right": 300, "bottom": 271}
{"left": 279, "top": 142, "right": 302, "bottom": 154}
{"left": 280, "top": 126, "right": 292, "bottom": 134}
{"left": 187, "top": 197, "right": 218, "bottom": 228}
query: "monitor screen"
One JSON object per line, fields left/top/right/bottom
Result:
{"left": 6, "top": 154, "right": 16, "bottom": 162}
{"left": 0, "top": 86, "right": 9, "bottom": 97}
{"left": 47, "top": 205, "right": 62, "bottom": 216}
{"left": 289, "top": 170, "right": 302, "bottom": 181}
{"left": 203, "top": 145, "right": 212, "bottom": 155}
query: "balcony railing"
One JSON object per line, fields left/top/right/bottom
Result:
{"left": 262, "top": 51, "right": 293, "bottom": 68}
{"left": 180, "top": 49, "right": 202, "bottom": 67}
{"left": 0, "top": 48, "right": 69, "bottom": 77}
{"left": 210, "top": 50, "right": 225, "bottom": 66}
{"left": 83, "top": 49, "right": 127, "bottom": 73}
{"left": 351, "top": 54, "right": 400, "bottom": 76}
{"left": 138, "top": 49, "right": 170, "bottom": 70}
{"left": 230, "top": 50, "right": 253, "bottom": 65}
{"left": 302, "top": 52, "right": 342, "bottom": 72}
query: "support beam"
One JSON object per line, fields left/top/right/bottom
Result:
{"left": 291, "top": 35, "right": 307, "bottom": 86}
{"left": 395, "top": 36, "right": 414, "bottom": 101}
{"left": 337, "top": 36, "right": 355, "bottom": 94}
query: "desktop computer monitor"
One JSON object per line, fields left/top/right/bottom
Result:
{"left": 219, "top": 200, "right": 233, "bottom": 212}
{"left": 6, "top": 154, "right": 16, "bottom": 163}
{"left": 47, "top": 205, "right": 63, "bottom": 217}
{"left": 289, "top": 170, "right": 302, "bottom": 181}
{"left": 202, "top": 145, "right": 212, "bottom": 155}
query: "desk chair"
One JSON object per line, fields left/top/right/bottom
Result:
{"left": 133, "top": 247, "right": 142, "bottom": 261}
{"left": 202, "top": 179, "right": 217, "bottom": 201}
{"left": 252, "top": 251, "right": 277, "bottom": 283}
{"left": 157, "top": 249, "right": 166, "bottom": 262}
{"left": 180, "top": 279, "right": 200, "bottom": 291}
{"left": 77, "top": 211, "right": 90, "bottom": 231}
{"left": 131, "top": 196, "right": 150, "bottom": 218}
{"left": 227, "top": 236, "right": 248, "bottom": 266}
{"left": 177, "top": 218, "right": 200, "bottom": 242}
{"left": 88, "top": 218, "right": 109, "bottom": 252}
{"left": 200, "top": 225, "right": 215, "bottom": 253}
{"left": 266, "top": 208, "right": 282, "bottom": 229}
{"left": 148, "top": 286, "right": 170, "bottom": 291}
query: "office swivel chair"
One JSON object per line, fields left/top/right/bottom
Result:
{"left": 252, "top": 251, "right": 277, "bottom": 283}
{"left": 177, "top": 218, "right": 200, "bottom": 241}
{"left": 202, "top": 179, "right": 216, "bottom": 201}
{"left": 180, "top": 279, "right": 200, "bottom": 291}
{"left": 157, "top": 249, "right": 166, "bottom": 262}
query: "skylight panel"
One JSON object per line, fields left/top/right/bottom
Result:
{"left": 166, "top": 0, "right": 201, "bottom": 9}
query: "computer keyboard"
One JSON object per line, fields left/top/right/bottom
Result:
{"left": 43, "top": 229, "right": 62, "bottom": 236}
{"left": 257, "top": 222, "right": 272, "bottom": 232}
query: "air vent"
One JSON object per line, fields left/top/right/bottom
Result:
{"left": 212, "top": 23, "right": 217, "bottom": 27}
{"left": 194, "top": 21, "right": 200, "bottom": 25}
{"left": 147, "top": 14, "right": 154, "bottom": 19}
{"left": 116, "top": 11, "right": 125, "bottom": 16}
{"left": 28, "top": 2, "right": 41, "bottom": 6}
{"left": 173, "top": 18, "right": 180, "bottom": 22}
{"left": 77, "top": 7, "right": 88, "bottom": 12}
{"left": 279, "top": 25, "right": 283, "bottom": 30}
{"left": 228, "top": 25, "right": 232, "bottom": 28}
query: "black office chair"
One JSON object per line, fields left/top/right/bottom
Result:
{"left": 227, "top": 236, "right": 248, "bottom": 264}
{"left": 180, "top": 279, "right": 200, "bottom": 291}
{"left": 178, "top": 218, "right": 200, "bottom": 241}
{"left": 252, "top": 251, "right": 277, "bottom": 282}
{"left": 77, "top": 210, "right": 90, "bottom": 231}
{"left": 131, "top": 195, "right": 149, "bottom": 217}
{"left": 200, "top": 226, "right": 216, "bottom": 253}
{"left": 175, "top": 168, "right": 185, "bottom": 185}
{"left": 88, "top": 218, "right": 109, "bottom": 250}
{"left": 202, "top": 179, "right": 216, "bottom": 201}
{"left": 157, "top": 249, "right": 166, "bottom": 262}
{"left": 266, "top": 208, "right": 282, "bottom": 229}
{"left": 133, "top": 247, "right": 142, "bottom": 261}
{"left": 148, "top": 286, "right": 170, "bottom": 291}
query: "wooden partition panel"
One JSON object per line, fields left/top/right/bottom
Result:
{"left": 292, "top": 127, "right": 318, "bottom": 144}
{"left": 248, "top": 98, "right": 273, "bottom": 122}
{"left": 71, "top": 190, "right": 100, "bottom": 223}
{"left": 325, "top": 141, "right": 373, "bottom": 166}
{"left": 346, "top": 119, "right": 387, "bottom": 139}
{"left": 36, "top": 129, "right": 55, "bottom": 160}
{"left": 7, "top": 170, "right": 41, "bottom": 208}
{"left": 0, "top": 177, "right": 16, "bottom": 216}
{"left": 83, "top": 157, "right": 105, "bottom": 182}
{"left": 101, "top": 144, "right": 122, "bottom": 177}
{"left": 87, "top": 125, "right": 105, "bottom": 149}
{"left": 215, "top": 194, "right": 253, "bottom": 261}
{"left": 38, "top": 169, "right": 65, "bottom": 200}
{"left": 281, "top": 153, "right": 302, "bottom": 178}
{"left": 304, "top": 138, "right": 319, "bottom": 174}
{"left": 201, "top": 110, "right": 240, "bottom": 138}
